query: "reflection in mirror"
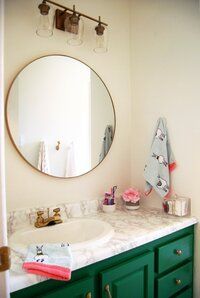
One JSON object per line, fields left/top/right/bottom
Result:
{"left": 6, "top": 56, "right": 115, "bottom": 178}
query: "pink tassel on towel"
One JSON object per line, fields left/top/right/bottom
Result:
{"left": 23, "top": 262, "right": 71, "bottom": 281}
{"left": 164, "top": 161, "right": 177, "bottom": 199}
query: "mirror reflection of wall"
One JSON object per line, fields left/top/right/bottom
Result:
{"left": 7, "top": 56, "right": 115, "bottom": 178}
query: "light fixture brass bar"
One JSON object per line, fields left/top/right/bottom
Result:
{"left": 45, "top": 0, "right": 108, "bottom": 26}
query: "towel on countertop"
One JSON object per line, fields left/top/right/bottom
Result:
{"left": 37, "top": 141, "right": 50, "bottom": 174}
{"left": 144, "top": 118, "right": 176, "bottom": 198}
{"left": 23, "top": 243, "right": 72, "bottom": 281}
{"left": 99, "top": 125, "right": 114, "bottom": 162}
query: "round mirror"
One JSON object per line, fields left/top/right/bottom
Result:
{"left": 6, "top": 55, "right": 115, "bottom": 178}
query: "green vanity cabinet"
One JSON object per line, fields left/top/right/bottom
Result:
{"left": 37, "top": 276, "right": 94, "bottom": 298}
{"left": 11, "top": 225, "right": 195, "bottom": 298}
{"left": 100, "top": 251, "right": 154, "bottom": 298}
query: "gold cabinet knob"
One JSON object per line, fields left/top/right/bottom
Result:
{"left": 86, "top": 292, "right": 92, "bottom": 298}
{"left": 105, "top": 284, "right": 112, "bottom": 298}
{"left": 175, "top": 279, "right": 181, "bottom": 285}
{"left": 53, "top": 208, "right": 60, "bottom": 213}
{"left": 175, "top": 249, "right": 183, "bottom": 256}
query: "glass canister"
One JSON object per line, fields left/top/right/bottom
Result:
{"left": 163, "top": 195, "right": 190, "bottom": 217}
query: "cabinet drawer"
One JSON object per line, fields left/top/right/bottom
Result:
{"left": 157, "top": 262, "right": 192, "bottom": 298}
{"left": 175, "top": 287, "right": 192, "bottom": 298}
{"left": 157, "top": 234, "right": 193, "bottom": 273}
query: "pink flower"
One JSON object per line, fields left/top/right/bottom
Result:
{"left": 122, "top": 188, "right": 141, "bottom": 203}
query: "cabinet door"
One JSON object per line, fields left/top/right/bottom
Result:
{"left": 100, "top": 251, "right": 154, "bottom": 298}
{"left": 38, "top": 276, "right": 94, "bottom": 298}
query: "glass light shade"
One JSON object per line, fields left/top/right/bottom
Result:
{"left": 65, "top": 17, "right": 84, "bottom": 46}
{"left": 94, "top": 27, "right": 108, "bottom": 53}
{"left": 36, "top": 14, "right": 53, "bottom": 37}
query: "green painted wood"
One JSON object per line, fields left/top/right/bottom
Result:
{"left": 174, "top": 287, "right": 192, "bottom": 298}
{"left": 100, "top": 251, "right": 154, "bottom": 298}
{"left": 10, "top": 225, "right": 195, "bottom": 298}
{"left": 36, "top": 276, "right": 94, "bottom": 298}
{"left": 157, "top": 234, "right": 193, "bottom": 274}
{"left": 157, "top": 262, "right": 192, "bottom": 298}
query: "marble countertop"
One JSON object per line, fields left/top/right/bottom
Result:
{"left": 9, "top": 206, "right": 197, "bottom": 293}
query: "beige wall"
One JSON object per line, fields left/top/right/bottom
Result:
{"left": 130, "top": 0, "right": 200, "bottom": 296}
{"left": 4, "top": 0, "right": 132, "bottom": 210}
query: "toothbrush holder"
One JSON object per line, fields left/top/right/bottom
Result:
{"left": 102, "top": 204, "right": 116, "bottom": 213}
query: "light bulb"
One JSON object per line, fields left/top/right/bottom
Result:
{"left": 64, "top": 14, "right": 84, "bottom": 46}
{"left": 94, "top": 34, "right": 107, "bottom": 53}
{"left": 36, "top": 1, "right": 53, "bottom": 38}
{"left": 94, "top": 18, "right": 108, "bottom": 53}
{"left": 36, "top": 14, "right": 53, "bottom": 37}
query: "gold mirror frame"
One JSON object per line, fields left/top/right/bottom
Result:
{"left": 5, "top": 54, "right": 116, "bottom": 179}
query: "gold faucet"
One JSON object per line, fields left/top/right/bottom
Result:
{"left": 35, "top": 208, "right": 62, "bottom": 228}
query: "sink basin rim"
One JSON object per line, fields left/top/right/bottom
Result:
{"left": 9, "top": 218, "right": 114, "bottom": 252}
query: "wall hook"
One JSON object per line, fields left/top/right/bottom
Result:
{"left": 56, "top": 141, "right": 60, "bottom": 151}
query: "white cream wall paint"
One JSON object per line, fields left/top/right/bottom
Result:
{"left": 4, "top": 0, "right": 132, "bottom": 211}
{"left": 130, "top": 0, "right": 200, "bottom": 296}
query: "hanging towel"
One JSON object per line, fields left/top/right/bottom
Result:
{"left": 37, "top": 141, "right": 50, "bottom": 174}
{"left": 144, "top": 118, "right": 176, "bottom": 198}
{"left": 99, "top": 125, "right": 114, "bottom": 162}
{"left": 65, "top": 142, "right": 76, "bottom": 177}
{"left": 23, "top": 243, "right": 72, "bottom": 281}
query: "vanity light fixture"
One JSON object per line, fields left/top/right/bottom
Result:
{"left": 64, "top": 5, "right": 84, "bottom": 46}
{"left": 94, "top": 17, "right": 108, "bottom": 53}
{"left": 36, "top": 1, "right": 53, "bottom": 37}
{"left": 36, "top": 0, "right": 108, "bottom": 52}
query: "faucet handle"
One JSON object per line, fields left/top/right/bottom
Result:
{"left": 53, "top": 208, "right": 60, "bottom": 213}
{"left": 35, "top": 210, "right": 44, "bottom": 227}
{"left": 37, "top": 211, "right": 44, "bottom": 217}
{"left": 53, "top": 208, "right": 62, "bottom": 222}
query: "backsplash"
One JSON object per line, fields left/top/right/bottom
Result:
{"left": 7, "top": 199, "right": 101, "bottom": 236}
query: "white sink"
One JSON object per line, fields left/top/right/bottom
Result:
{"left": 9, "top": 218, "right": 114, "bottom": 252}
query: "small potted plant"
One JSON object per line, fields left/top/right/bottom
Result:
{"left": 122, "top": 188, "right": 141, "bottom": 210}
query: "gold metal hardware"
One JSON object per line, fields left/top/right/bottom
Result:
{"left": 0, "top": 246, "right": 11, "bottom": 272}
{"left": 35, "top": 207, "right": 62, "bottom": 228}
{"left": 95, "top": 17, "right": 105, "bottom": 36}
{"left": 175, "top": 279, "right": 181, "bottom": 285}
{"left": 175, "top": 249, "right": 183, "bottom": 256}
{"left": 45, "top": 0, "right": 108, "bottom": 26}
{"left": 105, "top": 284, "right": 112, "bottom": 298}
{"left": 56, "top": 141, "right": 60, "bottom": 151}
{"left": 86, "top": 292, "right": 92, "bottom": 298}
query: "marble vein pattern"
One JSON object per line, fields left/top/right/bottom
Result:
{"left": 7, "top": 199, "right": 101, "bottom": 237}
{"left": 9, "top": 203, "right": 197, "bottom": 293}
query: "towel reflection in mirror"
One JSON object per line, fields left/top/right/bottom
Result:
{"left": 37, "top": 126, "right": 113, "bottom": 176}
{"left": 37, "top": 141, "right": 50, "bottom": 174}
{"left": 99, "top": 125, "right": 114, "bottom": 162}
{"left": 37, "top": 141, "right": 76, "bottom": 177}
{"left": 65, "top": 142, "right": 76, "bottom": 177}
